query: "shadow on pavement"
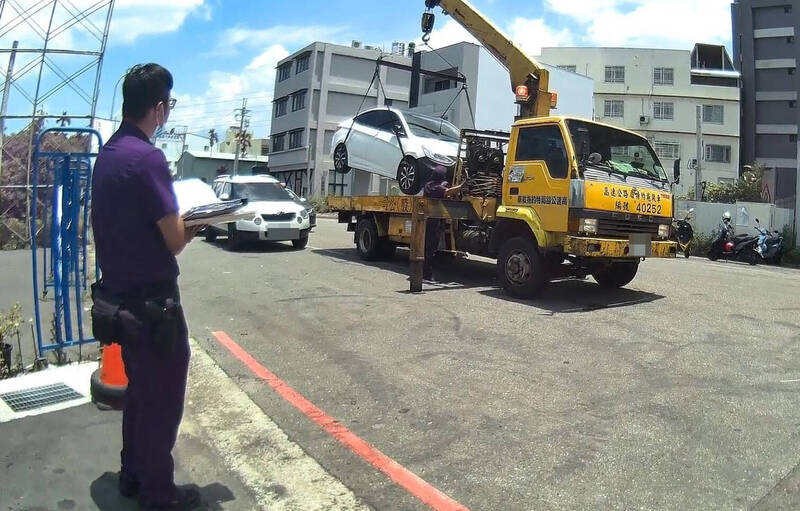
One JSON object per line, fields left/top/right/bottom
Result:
{"left": 313, "top": 247, "right": 665, "bottom": 312}
{"left": 90, "top": 472, "right": 236, "bottom": 510}
{"left": 203, "top": 238, "right": 303, "bottom": 253}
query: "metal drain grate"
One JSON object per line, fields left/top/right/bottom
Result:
{"left": 0, "top": 383, "right": 84, "bottom": 412}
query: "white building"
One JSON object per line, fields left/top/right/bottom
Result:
{"left": 269, "top": 42, "right": 412, "bottom": 197}
{"left": 410, "top": 42, "right": 594, "bottom": 131}
{"left": 540, "top": 44, "right": 741, "bottom": 196}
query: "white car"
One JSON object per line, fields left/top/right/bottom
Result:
{"left": 331, "top": 107, "right": 460, "bottom": 195}
{"left": 206, "top": 175, "right": 311, "bottom": 250}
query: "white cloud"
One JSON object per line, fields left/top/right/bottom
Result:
{"left": 167, "top": 44, "right": 290, "bottom": 138}
{"left": 215, "top": 25, "right": 348, "bottom": 55}
{"left": 111, "top": 0, "right": 206, "bottom": 44}
{"left": 544, "top": 0, "right": 732, "bottom": 49}
{"left": 508, "top": 18, "right": 573, "bottom": 56}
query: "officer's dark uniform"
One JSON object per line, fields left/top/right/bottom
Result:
{"left": 91, "top": 122, "right": 189, "bottom": 506}
{"left": 423, "top": 168, "right": 449, "bottom": 281}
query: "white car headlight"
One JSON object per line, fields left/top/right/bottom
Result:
{"left": 300, "top": 209, "right": 309, "bottom": 219}
{"left": 658, "top": 224, "right": 670, "bottom": 239}
{"left": 253, "top": 216, "right": 262, "bottom": 225}
{"left": 422, "top": 146, "right": 455, "bottom": 166}
{"left": 579, "top": 218, "right": 598, "bottom": 234}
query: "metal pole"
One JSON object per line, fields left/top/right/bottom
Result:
{"left": 109, "top": 73, "right": 125, "bottom": 130}
{"left": 795, "top": 136, "right": 800, "bottom": 248}
{"left": 695, "top": 105, "right": 703, "bottom": 201}
{"left": 232, "top": 97, "right": 247, "bottom": 176}
{"left": 89, "top": 0, "right": 115, "bottom": 128}
{"left": 0, "top": 40, "right": 18, "bottom": 185}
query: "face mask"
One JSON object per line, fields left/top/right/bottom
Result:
{"left": 150, "top": 103, "right": 167, "bottom": 144}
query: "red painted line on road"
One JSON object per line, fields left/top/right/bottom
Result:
{"left": 211, "top": 330, "right": 470, "bottom": 511}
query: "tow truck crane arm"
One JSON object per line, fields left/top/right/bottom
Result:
{"left": 422, "top": 0, "right": 553, "bottom": 118}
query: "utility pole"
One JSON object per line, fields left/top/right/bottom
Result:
{"left": 0, "top": 41, "right": 19, "bottom": 184}
{"left": 695, "top": 105, "right": 703, "bottom": 201}
{"left": 232, "top": 98, "right": 250, "bottom": 176}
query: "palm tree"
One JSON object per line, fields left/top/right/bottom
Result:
{"left": 236, "top": 130, "right": 252, "bottom": 157}
{"left": 208, "top": 129, "right": 219, "bottom": 155}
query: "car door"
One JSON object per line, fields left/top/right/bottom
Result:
{"left": 369, "top": 110, "right": 405, "bottom": 178}
{"left": 346, "top": 111, "right": 381, "bottom": 170}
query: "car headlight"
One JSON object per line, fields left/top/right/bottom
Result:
{"left": 579, "top": 218, "right": 598, "bottom": 234}
{"left": 253, "top": 216, "right": 262, "bottom": 225}
{"left": 296, "top": 216, "right": 302, "bottom": 224}
{"left": 658, "top": 224, "right": 670, "bottom": 239}
{"left": 422, "top": 146, "right": 455, "bottom": 166}
{"left": 300, "top": 209, "right": 309, "bottom": 219}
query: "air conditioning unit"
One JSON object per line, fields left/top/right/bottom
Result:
{"left": 639, "top": 115, "right": 650, "bottom": 125}
{"left": 688, "top": 158, "right": 698, "bottom": 169}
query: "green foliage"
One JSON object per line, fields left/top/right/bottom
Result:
{"left": 689, "top": 232, "right": 713, "bottom": 257}
{"left": 704, "top": 163, "right": 766, "bottom": 203}
{"left": 785, "top": 248, "right": 800, "bottom": 265}
{"left": 309, "top": 197, "right": 330, "bottom": 214}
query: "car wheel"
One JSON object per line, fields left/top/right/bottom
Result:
{"left": 397, "top": 157, "right": 423, "bottom": 196}
{"left": 592, "top": 262, "right": 639, "bottom": 288}
{"left": 292, "top": 237, "right": 309, "bottom": 249}
{"left": 497, "top": 236, "right": 547, "bottom": 298}
{"left": 205, "top": 226, "right": 217, "bottom": 242}
{"left": 333, "top": 144, "right": 351, "bottom": 174}
{"left": 226, "top": 223, "right": 241, "bottom": 251}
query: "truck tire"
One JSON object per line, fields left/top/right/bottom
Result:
{"left": 356, "top": 218, "right": 381, "bottom": 260}
{"left": 377, "top": 239, "right": 397, "bottom": 260}
{"left": 205, "top": 226, "right": 217, "bottom": 242}
{"left": 592, "top": 262, "right": 639, "bottom": 288}
{"left": 497, "top": 236, "right": 547, "bottom": 298}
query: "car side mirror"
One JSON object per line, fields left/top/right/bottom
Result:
{"left": 393, "top": 124, "right": 406, "bottom": 137}
{"left": 673, "top": 159, "right": 681, "bottom": 184}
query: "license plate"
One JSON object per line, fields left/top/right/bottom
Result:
{"left": 629, "top": 233, "right": 652, "bottom": 257}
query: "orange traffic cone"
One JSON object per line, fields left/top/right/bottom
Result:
{"left": 90, "top": 343, "right": 128, "bottom": 410}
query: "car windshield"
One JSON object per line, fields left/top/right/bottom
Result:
{"left": 566, "top": 119, "right": 668, "bottom": 181}
{"left": 231, "top": 182, "right": 292, "bottom": 202}
{"left": 403, "top": 112, "right": 460, "bottom": 142}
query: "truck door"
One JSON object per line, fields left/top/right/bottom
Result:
{"left": 504, "top": 124, "right": 570, "bottom": 232}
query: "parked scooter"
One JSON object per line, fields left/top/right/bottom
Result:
{"left": 754, "top": 218, "right": 784, "bottom": 265}
{"left": 671, "top": 208, "right": 694, "bottom": 258}
{"left": 707, "top": 211, "right": 760, "bottom": 265}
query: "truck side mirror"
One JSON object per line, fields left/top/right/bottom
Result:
{"left": 673, "top": 159, "right": 681, "bottom": 184}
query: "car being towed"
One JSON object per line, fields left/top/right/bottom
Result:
{"left": 331, "top": 107, "right": 460, "bottom": 195}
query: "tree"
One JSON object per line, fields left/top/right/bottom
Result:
{"left": 208, "top": 129, "right": 218, "bottom": 155}
{"left": 705, "top": 163, "right": 766, "bottom": 203}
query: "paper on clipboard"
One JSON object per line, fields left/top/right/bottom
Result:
{"left": 173, "top": 178, "right": 256, "bottom": 227}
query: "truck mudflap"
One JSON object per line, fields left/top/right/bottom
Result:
{"left": 565, "top": 236, "right": 677, "bottom": 258}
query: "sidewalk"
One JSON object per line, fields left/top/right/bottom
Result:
{"left": 0, "top": 341, "right": 369, "bottom": 511}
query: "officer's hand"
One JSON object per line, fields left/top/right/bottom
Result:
{"left": 185, "top": 225, "right": 204, "bottom": 242}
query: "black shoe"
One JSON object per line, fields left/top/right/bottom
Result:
{"left": 140, "top": 487, "right": 201, "bottom": 510}
{"left": 118, "top": 471, "right": 139, "bottom": 498}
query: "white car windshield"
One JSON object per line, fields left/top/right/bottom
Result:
{"left": 403, "top": 112, "right": 460, "bottom": 142}
{"left": 231, "top": 182, "right": 292, "bottom": 202}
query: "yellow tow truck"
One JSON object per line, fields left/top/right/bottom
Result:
{"left": 328, "top": 0, "right": 678, "bottom": 297}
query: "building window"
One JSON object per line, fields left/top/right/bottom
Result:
{"left": 654, "top": 142, "right": 680, "bottom": 160}
{"left": 790, "top": 100, "right": 797, "bottom": 108}
{"left": 384, "top": 98, "right": 393, "bottom": 107}
{"left": 653, "top": 67, "right": 674, "bottom": 85}
{"left": 291, "top": 90, "right": 306, "bottom": 111}
{"left": 653, "top": 101, "right": 674, "bottom": 120}
{"left": 788, "top": 36, "right": 795, "bottom": 43}
{"left": 702, "top": 105, "right": 724, "bottom": 124}
{"left": 277, "top": 63, "right": 291, "bottom": 82}
{"left": 705, "top": 144, "right": 731, "bottom": 163}
{"left": 604, "top": 100, "right": 624, "bottom": 117}
{"left": 785, "top": 4, "right": 792, "bottom": 13}
{"left": 789, "top": 68, "right": 796, "bottom": 75}
{"left": 295, "top": 53, "right": 310, "bottom": 74}
{"left": 274, "top": 97, "right": 288, "bottom": 117}
{"left": 288, "top": 129, "right": 303, "bottom": 149}
{"left": 272, "top": 133, "right": 285, "bottom": 152}
{"left": 791, "top": 134, "right": 797, "bottom": 142}
{"left": 718, "top": 177, "right": 735, "bottom": 185}
{"left": 604, "top": 66, "right": 625, "bottom": 83}
{"left": 557, "top": 65, "right": 577, "bottom": 73}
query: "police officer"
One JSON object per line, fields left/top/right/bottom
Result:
{"left": 92, "top": 63, "right": 201, "bottom": 509}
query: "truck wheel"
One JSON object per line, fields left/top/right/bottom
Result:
{"left": 592, "top": 262, "right": 639, "bottom": 288}
{"left": 377, "top": 239, "right": 397, "bottom": 260}
{"left": 205, "top": 226, "right": 217, "bottom": 242}
{"left": 397, "top": 157, "right": 423, "bottom": 195}
{"left": 333, "top": 144, "right": 351, "bottom": 174}
{"left": 497, "top": 236, "right": 547, "bottom": 298}
{"left": 356, "top": 218, "right": 380, "bottom": 260}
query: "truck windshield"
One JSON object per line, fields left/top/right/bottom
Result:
{"left": 403, "top": 112, "right": 460, "bottom": 142}
{"left": 566, "top": 120, "right": 667, "bottom": 181}
{"left": 231, "top": 182, "right": 292, "bottom": 202}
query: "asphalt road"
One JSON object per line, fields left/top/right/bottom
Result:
{"left": 180, "top": 217, "right": 800, "bottom": 511}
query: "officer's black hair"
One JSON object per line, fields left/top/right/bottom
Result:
{"left": 121, "top": 63, "right": 173, "bottom": 122}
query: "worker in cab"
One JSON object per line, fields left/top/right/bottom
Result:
{"left": 422, "top": 166, "right": 462, "bottom": 282}
{"left": 91, "top": 63, "right": 202, "bottom": 510}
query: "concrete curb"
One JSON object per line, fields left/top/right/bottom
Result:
{"left": 184, "top": 339, "right": 371, "bottom": 511}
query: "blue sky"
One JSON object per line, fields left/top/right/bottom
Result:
{"left": 2, "top": 0, "right": 734, "bottom": 140}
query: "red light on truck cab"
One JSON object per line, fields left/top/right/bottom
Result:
{"left": 515, "top": 85, "right": 529, "bottom": 100}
